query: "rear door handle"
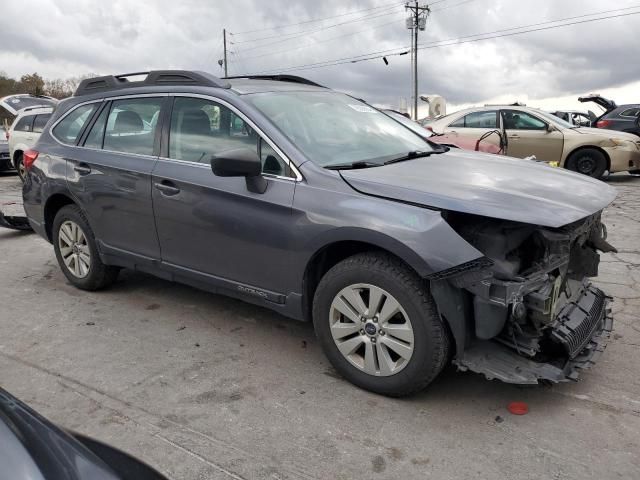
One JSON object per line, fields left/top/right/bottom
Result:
{"left": 73, "top": 163, "right": 91, "bottom": 175}
{"left": 154, "top": 180, "right": 181, "bottom": 196}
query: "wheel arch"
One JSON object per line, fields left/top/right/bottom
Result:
{"left": 44, "top": 193, "right": 77, "bottom": 242}
{"left": 565, "top": 145, "right": 611, "bottom": 171}
{"left": 301, "top": 231, "right": 429, "bottom": 322}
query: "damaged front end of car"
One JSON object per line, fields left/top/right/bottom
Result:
{"left": 430, "top": 211, "right": 615, "bottom": 384}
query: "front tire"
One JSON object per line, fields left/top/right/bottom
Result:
{"left": 52, "top": 205, "right": 119, "bottom": 290}
{"left": 312, "top": 252, "right": 449, "bottom": 397}
{"left": 565, "top": 148, "right": 607, "bottom": 178}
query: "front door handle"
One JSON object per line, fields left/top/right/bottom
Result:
{"left": 508, "top": 134, "right": 520, "bottom": 139}
{"left": 73, "top": 163, "right": 91, "bottom": 175}
{"left": 154, "top": 180, "right": 181, "bottom": 196}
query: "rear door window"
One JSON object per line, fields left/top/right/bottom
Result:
{"left": 102, "top": 98, "right": 163, "bottom": 156}
{"left": 14, "top": 115, "right": 34, "bottom": 132}
{"left": 32, "top": 114, "right": 51, "bottom": 133}
{"left": 83, "top": 105, "right": 110, "bottom": 149}
{"left": 53, "top": 104, "right": 99, "bottom": 144}
{"left": 620, "top": 108, "right": 640, "bottom": 118}
{"left": 449, "top": 111, "right": 497, "bottom": 128}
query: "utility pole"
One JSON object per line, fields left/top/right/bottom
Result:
{"left": 223, "top": 28, "right": 228, "bottom": 77}
{"left": 405, "top": 2, "right": 429, "bottom": 120}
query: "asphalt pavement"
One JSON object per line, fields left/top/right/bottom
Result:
{"left": 0, "top": 171, "right": 638, "bottom": 480}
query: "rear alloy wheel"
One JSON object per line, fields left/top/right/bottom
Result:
{"left": 566, "top": 148, "right": 607, "bottom": 178}
{"left": 15, "top": 153, "right": 26, "bottom": 182}
{"left": 58, "top": 220, "right": 91, "bottom": 278}
{"left": 313, "top": 252, "right": 450, "bottom": 397}
{"left": 53, "top": 205, "right": 119, "bottom": 290}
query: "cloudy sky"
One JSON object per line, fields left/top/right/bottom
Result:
{"left": 1, "top": 0, "right": 639, "bottom": 116}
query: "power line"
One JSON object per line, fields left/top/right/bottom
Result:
{"left": 231, "top": 1, "right": 405, "bottom": 35}
{"left": 236, "top": 16, "right": 404, "bottom": 62}
{"left": 233, "top": 0, "right": 475, "bottom": 64}
{"left": 431, "top": 0, "right": 477, "bottom": 12}
{"left": 231, "top": 5, "right": 403, "bottom": 49}
{"left": 248, "top": 7, "right": 640, "bottom": 75}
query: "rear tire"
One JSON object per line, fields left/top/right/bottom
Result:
{"left": 565, "top": 148, "right": 607, "bottom": 178}
{"left": 52, "top": 205, "right": 119, "bottom": 290}
{"left": 14, "top": 153, "right": 26, "bottom": 182}
{"left": 312, "top": 252, "right": 450, "bottom": 397}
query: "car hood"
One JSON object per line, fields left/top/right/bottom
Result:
{"left": 340, "top": 150, "right": 616, "bottom": 228}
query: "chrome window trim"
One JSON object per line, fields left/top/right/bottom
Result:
{"left": 169, "top": 93, "right": 303, "bottom": 181}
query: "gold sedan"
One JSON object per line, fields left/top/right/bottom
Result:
{"left": 426, "top": 106, "right": 640, "bottom": 178}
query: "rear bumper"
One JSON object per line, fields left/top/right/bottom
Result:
{"left": 455, "top": 284, "right": 613, "bottom": 384}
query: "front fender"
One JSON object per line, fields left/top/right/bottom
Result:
{"left": 292, "top": 181, "right": 484, "bottom": 285}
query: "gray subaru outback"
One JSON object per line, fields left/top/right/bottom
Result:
{"left": 22, "top": 71, "right": 617, "bottom": 396}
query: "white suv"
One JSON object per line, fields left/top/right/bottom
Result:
{"left": 0, "top": 94, "right": 57, "bottom": 181}
{"left": 8, "top": 106, "right": 54, "bottom": 181}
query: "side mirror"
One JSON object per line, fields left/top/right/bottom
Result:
{"left": 547, "top": 124, "right": 557, "bottom": 133}
{"left": 210, "top": 148, "right": 267, "bottom": 194}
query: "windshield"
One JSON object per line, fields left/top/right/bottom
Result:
{"left": 247, "top": 91, "right": 433, "bottom": 167}
{"left": 535, "top": 110, "right": 575, "bottom": 129}
{"left": 384, "top": 110, "right": 434, "bottom": 138}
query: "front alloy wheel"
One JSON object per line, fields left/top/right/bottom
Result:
{"left": 330, "top": 284, "right": 414, "bottom": 376}
{"left": 313, "top": 252, "right": 450, "bottom": 397}
{"left": 58, "top": 220, "right": 91, "bottom": 278}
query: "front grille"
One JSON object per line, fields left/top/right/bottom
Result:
{"left": 550, "top": 284, "right": 608, "bottom": 358}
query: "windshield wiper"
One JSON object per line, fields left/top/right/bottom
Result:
{"left": 383, "top": 150, "right": 441, "bottom": 165}
{"left": 325, "top": 161, "right": 380, "bottom": 170}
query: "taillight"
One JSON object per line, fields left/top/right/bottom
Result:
{"left": 23, "top": 149, "right": 39, "bottom": 171}
{"left": 4, "top": 131, "right": 8, "bottom": 141}
{"left": 424, "top": 126, "right": 434, "bottom": 132}
{"left": 597, "top": 119, "right": 613, "bottom": 129}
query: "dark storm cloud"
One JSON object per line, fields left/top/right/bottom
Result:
{"left": 1, "top": 0, "right": 639, "bottom": 107}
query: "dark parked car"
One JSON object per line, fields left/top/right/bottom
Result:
{"left": 23, "top": 71, "right": 616, "bottom": 396}
{"left": 0, "top": 388, "right": 168, "bottom": 480}
{"left": 0, "top": 126, "right": 11, "bottom": 172}
{"left": 579, "top": 94, "right": 640, "bottom": 137}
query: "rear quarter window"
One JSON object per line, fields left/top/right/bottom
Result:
{"left": 52, "top": 104, "right": 99, "bottom": 145}
{"left": 13, "top": 115, "right": 34, "bottom": 132}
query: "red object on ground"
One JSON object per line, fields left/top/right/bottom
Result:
{"left": 507, "top": 402, "right": 529, "bottom": 415}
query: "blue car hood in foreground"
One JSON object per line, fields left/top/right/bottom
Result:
{"left": 340, "top": 150, "right": 617, "bottom": 228}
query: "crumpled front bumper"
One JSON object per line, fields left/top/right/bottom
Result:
{"left": 454, "top": 284, "right": 613, "bottom": 384}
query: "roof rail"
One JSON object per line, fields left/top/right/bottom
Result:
{"left": 223, "top": 74, "right": 325, "bottom": 88}
{"left": 74, "top": 70, "right": 231, "bottom": 96}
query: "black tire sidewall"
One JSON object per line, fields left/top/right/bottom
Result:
{"left": 52, "top": 205, "right": 101, "bottom": 289}
{"left": 566, "top": 149, "right": 607, "bottom": 178}
{"left": 313, "top": 255, "right": 445, "bottom": 396}
{"left": 15, "top": 154, "right": 25, "bottom": 182}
